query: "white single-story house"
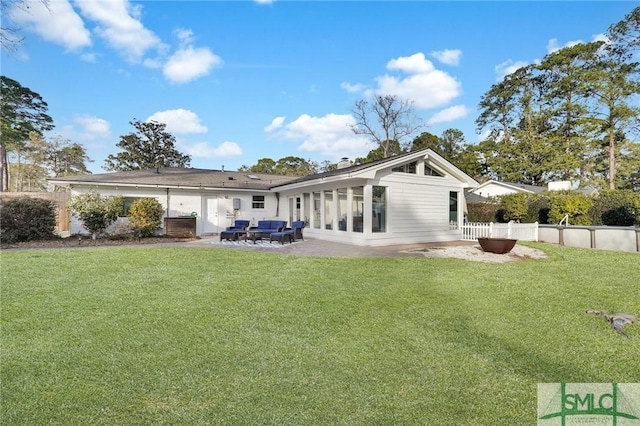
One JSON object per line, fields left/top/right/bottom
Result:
{"left": 467, "top": 179, "right": 598, "bottom": 202}
{"left": 49, "top": 148, "right": 479, "bottom": 247}
{"left": 468, "top": 180, "right": 547, "bottom": 199}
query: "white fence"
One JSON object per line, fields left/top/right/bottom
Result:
{"left": 461, "top": 221, "right": 539, "bottom": 241}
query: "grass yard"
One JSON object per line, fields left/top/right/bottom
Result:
{"left": 1, "top": 243, "right": 639, "bottom": 425}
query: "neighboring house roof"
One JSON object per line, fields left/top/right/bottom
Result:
{"left": 464, "top": 191, "right": 491, "bottom": 204}
{"left": 48, "top": 148, "right": 479, "bottom": 191}
{"left": 470, "top": 180, "right": 545, "bottom": 195}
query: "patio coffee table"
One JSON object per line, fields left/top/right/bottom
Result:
{"left": 246, "top": 230, "right": 265, "bottom": 243}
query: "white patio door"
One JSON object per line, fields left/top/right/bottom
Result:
{"left": 203, "top": 196, "right": 234, "bottom": 234}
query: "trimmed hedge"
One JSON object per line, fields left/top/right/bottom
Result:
{"left": 0, "top": 197, "right": 57, "bottom": 243}
{"left": 548, "top": 192, "right": 594, "bottom": 225}
{"left": 466, "top": 189, "right": 639, "bottom": 226}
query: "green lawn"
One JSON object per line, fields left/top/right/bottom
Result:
{"left": 1, "top": 243, "right": 638, "bottom": 425}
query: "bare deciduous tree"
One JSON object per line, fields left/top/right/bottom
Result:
{"left": 350, "top": 95, "right": 423, "bottom": 158}
{"left": 1, "top": 0, "right": 49, "bottom": 53}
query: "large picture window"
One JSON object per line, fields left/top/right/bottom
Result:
{"left": 372, "top": 186, "right": 386, "bottom": 233}
{"left": 352, "top": 186, "right": 364, "bottom": 233}
{"left": 425, "top": 165, "right": 443, "bottom": 177}
{"left": 324, "top": 190, "right": 333, "bottom": 230}
{"left": 449, "top": 191, "right": 458, "bottom": 227}
{"left": 303, "top": 193, "right": 310, "bottom": 226}
{"left": 337, "top": 188, "right": 347, "bottom": 231}
{"left": 392, "top": 161, "right": 416, "bottom": 174}
{"left": 312, "top": 192, "right": 321, "bottom": 229}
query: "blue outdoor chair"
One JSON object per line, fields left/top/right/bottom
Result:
{"left": 220, "top": 220, "right": 250, "bottom": 241}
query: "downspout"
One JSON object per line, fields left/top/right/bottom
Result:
{"left": 275, "top": 192, "right": 280, "bottom": 217}
{"left": 166, "top": 187, "right": 170, "bottom": 217}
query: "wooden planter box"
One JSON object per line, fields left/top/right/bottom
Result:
{"left": 478, "top": 237, "right": 517, "bottom": 254}
{"left": 164, "top": 217, "right": 196, "bottom": 238}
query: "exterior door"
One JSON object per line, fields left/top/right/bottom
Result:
{"left": 203, "top": 196, "right": 235, "bottom": 234}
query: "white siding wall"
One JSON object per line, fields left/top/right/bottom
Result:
{"left": 370, "top": 173, "right": 462, "bottom": 246}
{"left": 280, "top": 172, "right": 465, "bottom": 246}
{"left": 473, "top": 184, "right": 517, "bottom": 198}
{"left": 67, "top": 186, "right": 281, "bottom": 237}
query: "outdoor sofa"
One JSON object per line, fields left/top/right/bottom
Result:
{"left": 247, "top": 220, "right": 287, "bottom": 243}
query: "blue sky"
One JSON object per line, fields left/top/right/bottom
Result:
{"left": 2, "top": 1, "right": 635, "bottom": 174}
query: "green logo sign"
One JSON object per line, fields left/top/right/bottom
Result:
{"left": 538, "top": 383, "right": 640, "bottom": 425}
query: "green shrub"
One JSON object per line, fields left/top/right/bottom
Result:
{"left": 0, "top": 197, "right": 57, "bottom": 243}
{"left": 548, "top": 192, "right": 594, "bottom": 225}
{"left": 591, "top": 190, "right": 640, "bottom": 226}
{"left": 466, "top": 202, "right": 501, "bottom": 222}
{"left": 127, "top": 198, "right": 164, "bottom": 237}
{"left": 526, "top": 194, "right": 550, "bottom": 224}
{"left": 68, "top": 192, "right": 124, "bottom": 239}
{"left": 501, "top": 193, "right": 528, "bottom": 222}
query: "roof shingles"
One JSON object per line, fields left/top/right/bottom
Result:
{"left": 50, "top": 168, "right": 299, "bottom": 190}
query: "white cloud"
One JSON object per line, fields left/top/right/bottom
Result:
{"left": 10, "top": 0, "right": 91, "bottom": 51}
{"left": 592, "top": 33, "right": 608, "bottom": 43}
{"left": 265, "top": 113, "right": 371, "bottom": 159}
{"left": 60, "top": 115, "right": 110, "bottom": 146}
{"left": 75, "top": 0, "right": 162, "bottom": 62}
{"left": 147, "top": 109, "right": 208, "bottom": 134}
{"left": 371, "top": 72, "right": 461, "bottom": 109}
{"left": 254, "top": 0, "right": 275, "bottom": 4}
{"left": 340, "top": 82, "right": 367, "bottom": 93}
{"left": 182, "top": 141, "right": 243, "bottom": 159}
{"left": 427, "top": 105, "right": 470, "bottom": 125}
{"left": 174, "top": 28, "right": 195, "bottom": 45}
{"left": 430, "top": 49, "right": 462, "bottom": 66}
{"left": 163, "top": 46, "right": 222, "bottom": 83}
{"left": 73, "top": 115, "right": 111, "bottom": 140}
{"left": 386, "top": 52, "right": 435, "bottom": 74}
{"left": 546, "top": 38, "right": 583, "bottom": 54}
{"left": 547, "top": 34, "right": 607, "bottom": 54}
{"left": 494, "top": 59, "right": 530, "bottom": 80}
{"left": 80, "top": 52, "right": 97, "bottom": 63}
{"left": 264, "top": 116, "right": 286, "bottom": 133}
{"left": 349, "top": 52, "right": 462, "bottom": 109}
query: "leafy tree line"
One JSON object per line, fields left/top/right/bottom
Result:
{"left": 238, "top": 156, "right": 330, "bottom": 176}
{"left": 475, "top": 6, "right": 640, "bottom": 190}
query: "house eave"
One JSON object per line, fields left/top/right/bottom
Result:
{"left": 49, "top": 180, "right": 272, "bottom": 192}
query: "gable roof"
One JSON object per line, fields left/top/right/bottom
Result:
{"left": 48, "top": 148, "right": 479, "bottom": 191}
{"left": 271, "top": 148, "right": 479, "bottom": 190}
